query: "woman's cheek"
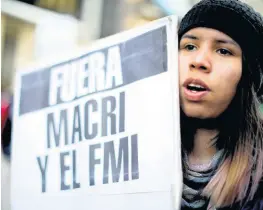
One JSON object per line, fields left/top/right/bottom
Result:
{"left": 178, "top": 57, "right": 188, "bottom": 84}
{"left": 215, "top": 68, "right": 241, "bottom": 108}
{"left": 220, "top": 62, "right": 242, "bottom": 86}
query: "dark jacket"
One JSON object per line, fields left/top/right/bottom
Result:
{"left": 219, "top": 181, "right": 263, "bottom": 210}
{"left": 182, "top": 180, "right": 263, "bottom": 210}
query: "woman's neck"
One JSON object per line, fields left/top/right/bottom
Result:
{"left": 188, "top": 128, "right": 219, "bottom": 165}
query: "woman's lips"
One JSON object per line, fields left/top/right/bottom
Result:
{"left": 183, "top": 87, "right": 209, "bottom": 101}
{"left": 182, "top": 78, "right": 210, "bottom": 101}
{"left": 183, "top": 78, "right": 210, "bottom": 90}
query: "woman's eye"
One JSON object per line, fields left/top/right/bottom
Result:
{"left": 217, "top": 48, "right": 233, "bottom": 56}
{"left": 184, "top": 44, "right": 196, "bottom": 51}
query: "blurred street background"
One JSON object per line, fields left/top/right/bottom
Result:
{"left": 1, "top": 0, "right": 263, "bottom": 210}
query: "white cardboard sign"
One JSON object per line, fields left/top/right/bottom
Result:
{"left": 11, "top": 16, "right": 182, "bottom": 210}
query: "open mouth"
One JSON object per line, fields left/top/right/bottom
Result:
{"left": 183, "top": 78, "right": 210, "bottom": 101}
{"left": 186, "top": 84, "right": 207, "bottom": 92}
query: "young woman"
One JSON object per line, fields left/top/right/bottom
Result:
{"left": 178, "top": 0, "right": 263, "bottom": 209}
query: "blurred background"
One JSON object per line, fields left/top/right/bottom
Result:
{"left": 1, "top": 0, "right": 263, "bottom": 210}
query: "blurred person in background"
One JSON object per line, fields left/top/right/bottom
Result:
{"left": 1, "top": 91, "right": 12, "bottom": 157}
{"left": 178, "top": 0, "right": 263, "bottom": 209}
{"left": 1, "top": 90, "right": 12, "bottom": 210}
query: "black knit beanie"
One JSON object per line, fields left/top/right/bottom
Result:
{"left": 178, "top": 0, "right": 263, "bottom": 99}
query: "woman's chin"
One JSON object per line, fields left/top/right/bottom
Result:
{"left": 185, "top": 112, "right": 209, "bottom": 120}
{"left": 182, "top": 108, "right": 218, "bottom": 120}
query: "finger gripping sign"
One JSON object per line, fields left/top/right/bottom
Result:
{"left": 11, "top": 16, "right": 182, "bottom": 210}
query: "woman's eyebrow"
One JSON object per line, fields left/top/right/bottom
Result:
{"left": 181, "top": 34, "right": 239, "bottom": 48}
{"left": 216, "top": 39, "right": 239, "bottom": 47}
{"left": 181, "top": 34, "right": 198, "bottom": 40}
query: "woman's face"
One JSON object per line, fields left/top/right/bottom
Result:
{"left": 179, "top": 27, "right": 242, "bottom": 119}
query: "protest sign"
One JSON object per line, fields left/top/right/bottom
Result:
{"left": 11, "top": 16, "right": 182, "bottom": 210}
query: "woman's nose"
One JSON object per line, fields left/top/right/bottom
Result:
{"left": 189, "top": 51, "right": 211, "bottom": 73}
